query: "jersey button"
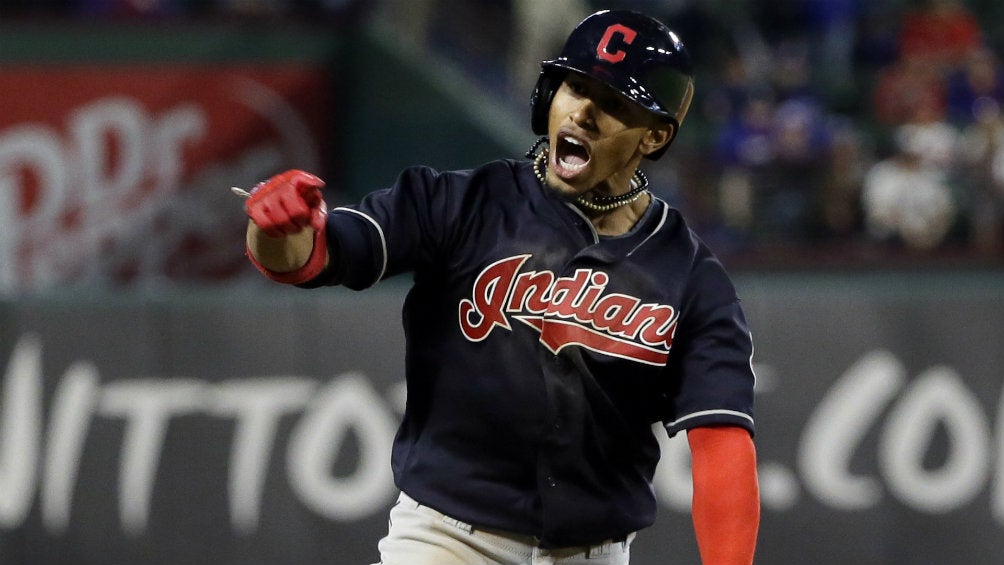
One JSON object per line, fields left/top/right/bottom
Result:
{"left": 546, "top": 476, "right": 557, "bottom": 488}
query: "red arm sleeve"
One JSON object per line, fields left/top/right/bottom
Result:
{"left": 688, "top": 425, "right": 760, "bottom": 565}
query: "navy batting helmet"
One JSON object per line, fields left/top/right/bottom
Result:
{"left": 530, "top": 10, "right": 695, "bottom": 159}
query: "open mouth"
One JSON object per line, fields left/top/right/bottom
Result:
{"left": 554, "top": 134, "right": 591, "bottom": 177}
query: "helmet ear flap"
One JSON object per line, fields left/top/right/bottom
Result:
{"left": 530, "top": 69, "right": 565, "bottom": 135}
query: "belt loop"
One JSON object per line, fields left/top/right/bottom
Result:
{"left": 586, "top": 542, "right": 611, "bottom": 558}
{"left": 618, "top": 532, "right": 635, "bottom": 552}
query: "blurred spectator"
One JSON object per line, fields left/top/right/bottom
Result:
{"left": 818, "top": 122, "right": 869, "bottom": 239}
{"left": 713, "top": 91, "right": 835, "bottom": 244}
{"left": 872, "top": 0, "right": 989, "bottom": 129}
{"left": 899, "top": 92, "right": 959, "bottom": 171}
{"left": 872, "top": 52, "right": 947, "bottom": 126}
{"left": 771, "top": 39, "right": 816, "bottom": 103}
{"left": 717, "top": 167, "right": 757, "bottom": 240}
{"left": 802, "top": 0, "right": 858, "bottom": 49}
{"left": 701, "top": 53, "right": 755, "bottom": 127}
{"left": 946, "top": 46, "right": 1004, "bottom": 127}
{"left": 897, "top": 0, "right": 983, "bottom": 75}
{"left": 713, "top": 93, "right": 774, "bottom": 240}
{"left": 802, "top": 0, "right": 861, "bottom": 106}
{"left": 762, "top": 97, "right": 833, "bottom": 239}
{"left": 956, "top": 96, "right": 1004, "bottom": 253}
{"left": 715, "top": 92, "right": 776, "bottom": 169}
{"left": 853, "top": 4, "right": 902, "bottom": 71}
{"left": 861, "top": 125, "right": 958, "bottom": 250}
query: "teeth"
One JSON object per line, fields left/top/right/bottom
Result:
{"left": 563, "top": 136, "right": 583, "bottom": 146}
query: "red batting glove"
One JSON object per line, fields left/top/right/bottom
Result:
{"left": 245, "top": 169, "right": 326, "bottom": 237}
{"left": 244, "top": 169, "right": 329, "bottom": 285}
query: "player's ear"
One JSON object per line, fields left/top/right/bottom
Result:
{"left": 639, "top": 122, "right": 673, "bottom": 157}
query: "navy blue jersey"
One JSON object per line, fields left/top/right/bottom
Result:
{"left": 305, "top": 159, "right": 755, "bottom": 548}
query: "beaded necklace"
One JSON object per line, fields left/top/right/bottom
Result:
{"left": 530, "top": 146, "right": 649, "bottom": 213}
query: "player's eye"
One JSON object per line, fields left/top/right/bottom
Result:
{"left": 603, "top": 97, "right": 627, "bottom": 114}
{"left": 565, "top": 77, "right": 588, "bottom": 96}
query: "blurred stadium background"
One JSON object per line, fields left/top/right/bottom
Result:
{"left": 0, "top": 1, "right": 1002, "bottom": 564}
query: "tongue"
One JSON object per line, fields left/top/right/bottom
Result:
{"left": 560, "top": 143, "right": 589, "bottom": 167}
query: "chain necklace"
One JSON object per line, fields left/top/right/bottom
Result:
{"left": 531, "top": 148, "right": 649, "bottom": 212}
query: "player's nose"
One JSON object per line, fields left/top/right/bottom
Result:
{"left": 569, "top": 98, "right": 598, "bottom": 131}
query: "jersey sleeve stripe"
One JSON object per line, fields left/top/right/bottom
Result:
{"left": 665, "top": 409, "right": 754, "bottom": 430}
{"left": 333, "top": 207, "right": 388, "bottom": 288}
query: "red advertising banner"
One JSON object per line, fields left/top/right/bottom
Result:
{"left": 0, "top": 64, "right": 332, "bottom": 293}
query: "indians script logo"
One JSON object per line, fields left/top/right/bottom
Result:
{"left": 458, "top": 255, "right": 678, "bottom": 366}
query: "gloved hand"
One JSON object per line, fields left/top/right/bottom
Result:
{"left": 242, "top": 169, "right": 330, "bottom": 285}
{"left": 245, "top": 169, "right": 327, "bottom": 237}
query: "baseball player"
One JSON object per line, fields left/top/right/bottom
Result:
{"left": 242, "top": 9, "right": 759, "bottom": 565}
